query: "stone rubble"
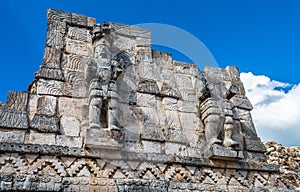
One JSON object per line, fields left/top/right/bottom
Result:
{"left": 265, "top": 141, "right": 300, "bottom": 190}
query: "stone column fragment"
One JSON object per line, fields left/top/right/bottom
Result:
{"left": 0, "top": 91, "right": 29, "bottom": 129}
{"left": 30, "top": 96, "right": 60, "bottom": 133}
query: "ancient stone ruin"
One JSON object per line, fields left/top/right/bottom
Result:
{"left": 0, "top": 9, "right": 298, "bottom": 191}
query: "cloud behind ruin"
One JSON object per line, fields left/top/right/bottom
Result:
{"left": 241, "top": 72, "right": 300, "bottom": 146}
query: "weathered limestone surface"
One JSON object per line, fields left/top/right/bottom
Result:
{"left": 265, "top": 142, "right": 300, "bottom": 190}
{"left": 0, "top": 8, "right": 298, "bottom": 191}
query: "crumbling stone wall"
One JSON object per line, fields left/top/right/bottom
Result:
{"left": 0, "top": 9, "right": 298, "bottom": 191}
{"left": 266, "top": 142, "right": 300, "bottom": 189}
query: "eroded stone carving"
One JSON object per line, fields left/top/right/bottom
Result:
{"left": 198, "top": 78, "right": 239, "bottom": 147}
{"left": 0, "top": 8, "right": 297, "bottom": 192}
{"left": 30, "top": 96, "right": 60, "bottom": 133}
{"left": 0, "top": 91, "right": 29, "bottom": 129}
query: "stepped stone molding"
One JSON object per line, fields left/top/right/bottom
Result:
{"left": 0, "top": 8, "right": 298, "bottom": 191}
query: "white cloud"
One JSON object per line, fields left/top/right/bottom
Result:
{"left": 240, "top": 72, "right": 300, "bottom": 146}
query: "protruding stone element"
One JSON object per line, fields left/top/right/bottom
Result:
{"left": 90, "top": 22, "right": 112, "bottom": 40}
{"left": 137, "top": 79, "right": 160, "bottom": 95}
{"left": 56, "top": 135, "right": 83, "bottom": 148}
{"left": 36, "top": 79, "right": 64, "bottom": 96}
{"left": 0, "top": 91, "right": 29, "bottom": 129}
{"left": 85, "top": 128, "right": 123, "bottom": 149}
{"left": 206, "top": 144, "right": 244, "bottom": 160}
{"left": 46, "top": 20, "right": 66, "bottom": 49}
{"left": 141, "top": 125, "right": 165, "bottom": 142}
{"left": 198, "top": 67, "right": 243, "bottom": 159}
{"left": 231, "top": 93, "right": 266, "bottom": 152}
{"left": 28, "top": 132, "right": 56, "bottom": 145}
{"left": 0, "top": 130, "right": 25, "bottom": 143}
{"left": 60, "top": 116, "right": 80, "bottom": 136}
{"left": 65, "top": 38, "right": 93, "bottom": 57}
{"left": 86, "top": 59, "right": 122, "bottom": 131}
{"left": 30, "top": 96, "right": 60, "bottom": 133}
{"left": 142, "top": 140, "right": 162, "bottom": 153}
{"left": 35, "top": 47, "right": 65, "bottom": 81}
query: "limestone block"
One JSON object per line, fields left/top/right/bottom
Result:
{"left": 176, "top": 74, "right": 197, "bottom": 102}
{"left": 67, "top": 27, "right": 91, "bottom": 42}
{"left": 180, "top": 112, "right": 198, "bottom": 146}
{"left": 63, "top": 70, "right": 85, "bottom": 89}
{"left": 136, "top": 48, "right": 152, "bottom": 63}
{"left": 175, "top": 74, "right": 195, "bottom": 89}
{"left": 165, "top": 142, "right": 188, "bottom": 156}
{"left": 206, "top": 144, "right": 244, "bottom": 160}
{"left": 142, "top": 140, "right": 162, "bottom": 153}
{"left": 117, "top": 104, "right": 141, "bottom": 128}
{"left": 0, "top": 130, "right": 25, "bottom": 143}
{"left": 28, "top": 132, "right": 56, "bottom": 145}
{"left": 36, "top": 96, "right": 57, "bottom": 116}
{"left": 203, "top": 66, "right": 229, "bottom": 82}
{"left": 46, "top": 20, "right": 66, "bottom": 49}
{"left": 47, "top": 8, "right": 71, "bottom": 22}
{"left": 116, "top": 76, "right": 136, "bottom": 104}
{"left": 136, "top": 93, "right": 157, "bottom": 108}
{"left": 231, "top": 95, "right": 253, "bottom": 110}
{"left": 141, "top": 125, "right": 165, "bottom": 142}
{"left": 30, "top": 114, "right": 59, "bottom": 133}
{"left": 113, "top": 35, "right": 134, "bottom": 50}
{"left": 162, "top": 97, "right": 178, "bottom": 111}
{"left": 137, "top": 79, "right": 160, "bottom": 95}
{"left": 71, "top": 13, "right": 89, "bottom": 26}
{"left": 87, "top": 17, "right": 96, "bottom": 27}
{"left": 166, "top": 127, "right": 188, "bottom": 144}
{"left": 178, "top": 89, "right": 197, "bottom": 102}
{"left": 173, "top": 61, "right": 199, "bottom": 76}
{"left": 152, "top": 50, "right": 173, "bottom": 69}
{"left": 178, "top": 100, "right": 197, "bottom": 113}
{"left": 160, "top": 68, "right": 175, "bottom": 85}
{"left": 61, "top": 54, "right": 86, "bottom": 72}
{"left": 160, "top": 82, "right": 182, "bottom": 99}
{"left": 40, "top": 46, "right": 62, "bottom": 68}
{"left": 0, "top": 91, "right": 29, "bottom": 129}
{"left": 64, "top": 82, "right": 87, "bottom": 98}
{"left": 187, "top": 147, "right": 202, "bottom": 158}
{"left": 225, "top": 66, "right": 246, "bottom": 95}
{"left": 140, "top": 107, "right": 160, "bottom": 126}
{"left": 27, "top": 94, "right": 38, "bottom": 122}
{"left": 232, "top": 120, "right": 245, "bottom": 151}
{"left": 240, "top": 120, "right": 258, "bottom": 138}
{"left": 56, "top": 135, "right": 83, "bottom": 148}
{"left": 35, "top": 67, "right": 65, "bottom": 81}
{"left": 37, "top": 79, "right": 64, "bottom": 96}
{"left": 60, "top": 116, "right": 80, "bottom": 136}
{"left": 85, "top": 128, "right": 123, "bottom": 149}
{"left": 36, "top": 46, "right": 65, "bottom": 81}
{"left": 135, "top": 37, "right": 151, "bottom": 47}
{"left": 123, "top": 126, "right": 142, "bottom": 152}
{"left": 65, "top": 38, "right": 92, "bottom": 57}
{"left": 138, "top": 64, "right": 160, "bottom": 80}
{"left": 165, "top": 110, "right": 181, "bottom": 128}
{"left": 58, "top": 97, "right": 86, "bottom": 120}
{"left": 112, "top": 23, "right": 151, "bottom": 39}
{"left": 30, "top": 96, "right": 60, "bottom": 133}
{"left": 245, "top": 137, "right": 267, "bottom": 153}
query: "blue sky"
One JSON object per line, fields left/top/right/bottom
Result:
{"left": 1, "top": 0, "right": 300, "bottom": 145}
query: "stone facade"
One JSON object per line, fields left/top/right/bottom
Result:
{"left": 0, "top": 9, "right": 298, "bottom": 191}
